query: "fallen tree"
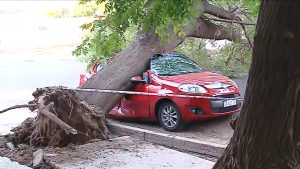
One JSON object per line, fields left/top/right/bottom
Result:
{"left": 78, "top": 1, "right": 251, "bottom": 115}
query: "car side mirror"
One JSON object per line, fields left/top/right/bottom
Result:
{"left": 130, "top": 76, "right": 146, "bottom": 84}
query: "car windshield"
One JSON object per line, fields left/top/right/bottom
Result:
{"left": 151, "top": 54, "right": 204, "bottom": 76}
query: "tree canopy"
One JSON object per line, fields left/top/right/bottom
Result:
{"left": 73, "top": 0, "right": 258, "bottom": 76}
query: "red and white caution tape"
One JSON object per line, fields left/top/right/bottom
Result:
{"left": 69, "top": 88, "right": 244, "bottom": 101}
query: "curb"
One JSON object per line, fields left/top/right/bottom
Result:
{"left": 107, "top": 122, "right": 225, "bottom": 158}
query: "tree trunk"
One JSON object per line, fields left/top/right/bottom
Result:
{"left": 78, "top": 2, "right": 241, "bottom": 115}
{"left": 78, "top": 31, "right": 162, "bottom": 114}
{"left": 214, "top": 1, "right": 300, "bottom": 169}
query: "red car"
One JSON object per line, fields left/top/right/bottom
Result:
{"left": 80, "top": 53, "right": 241, "bottom": 131}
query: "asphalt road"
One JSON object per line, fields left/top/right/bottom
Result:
{"left": 233, "top": 77, "right": 248, "bottom": 98}
{"left": 0, "top": 48, "right": 85, "bottom": 94}
{"left": 0, "top": 14, "right": 88, "bottom": 135}
{"left": 0, "top": 46, "right": 86, "bottom": 135}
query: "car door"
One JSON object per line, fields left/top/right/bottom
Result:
{"left": 119, "top": 73, "right": 150, "bottom": 119}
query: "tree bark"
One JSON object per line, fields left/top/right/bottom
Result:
{"left": 214, "top": 1, "right": 300, "bottom": 168}
{"left": 78, "top": 2, "right": 241, "bottom": 115}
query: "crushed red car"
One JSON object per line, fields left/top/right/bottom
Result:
{"left": 79, "top": 53, "right": 241, "bottom": 131}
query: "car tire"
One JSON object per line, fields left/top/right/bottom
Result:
{"left": 157, "top": 102, "right": 184, "bottom": 132}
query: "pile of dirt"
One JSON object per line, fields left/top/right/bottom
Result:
{"left": 1, "top": 135, "right": 57, "bottom": 168}
{"left": 0, "top": 86, "right": 111, "bottom": 168}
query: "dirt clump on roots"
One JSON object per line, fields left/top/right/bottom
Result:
{"left": 0, "top": 86, "right": 111, "bottom": 168}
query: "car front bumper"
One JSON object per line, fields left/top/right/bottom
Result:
{"left": 175, "top": 93, "right": 241, "bottom": 122}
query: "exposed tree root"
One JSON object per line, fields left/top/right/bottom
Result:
{"left": 0, "top": 104, "right": 37, "bottom": 114}
{"left": 4, "top": 86, "right": 111, "bottom": 147}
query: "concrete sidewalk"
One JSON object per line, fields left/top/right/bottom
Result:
{"left": 45, "top": 136, "right": 214, "bottom": 169}
{"left": 107, "top": 121, "right": 226, "bottom": 158}
{"left": 108, "top": 117, "right": 232, "bottom": 147}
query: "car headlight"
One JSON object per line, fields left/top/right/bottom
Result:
{"left": 178, "top": 84, "right": 207, "bottom": 94}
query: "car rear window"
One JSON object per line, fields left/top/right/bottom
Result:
{"left": 151, "top": 54, "right": 204, "bottom": 76}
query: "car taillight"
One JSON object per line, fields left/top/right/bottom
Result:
{"left": 79, "top": 75, "right": 88, "bottom": 87}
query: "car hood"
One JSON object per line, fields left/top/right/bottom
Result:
{"left": 159, "top": 71, "right": 230, "bottom": 85}
{"left": 158, "top": 71, "right": 238, "bottom": 95}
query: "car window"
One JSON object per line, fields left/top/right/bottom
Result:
{"left": 150, "top": 54, "right": 204, "bottom": 76}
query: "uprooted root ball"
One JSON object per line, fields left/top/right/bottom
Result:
{"left": 7, "top": 87, "right": 111, "bottom": 147}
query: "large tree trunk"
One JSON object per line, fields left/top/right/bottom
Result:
{"left": 214, "top": 1, "right": 300, "bottom": 168}
{"left": 78, "top": 2, "right": 240, "bottom": 114}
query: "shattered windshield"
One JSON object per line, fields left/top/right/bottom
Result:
{"left": 151, "top": 54, "right": 204, "bottom": 76}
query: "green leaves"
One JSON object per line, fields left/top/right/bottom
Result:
{"left": 176, "top": 38, "right": 253, "bottom": 78}
{"left": 245, "top": 0, "right": 260, "bottom": 16}
{"left": 74, "top": 0, "right": 258, "bottom": 73}
{"left": 74, "top": 0, "right": 198, "bottom": 65}
{"left": 209, "top": 0, "right": 259, "bottom": 17}
{"left": 213, "top": 41, "right": 252, "bottom": 77}
{"left": 73, "top": 19, "right": 138, "bottom": 65}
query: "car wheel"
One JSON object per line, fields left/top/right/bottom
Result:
{"left": 157, "top": 102, "right": 184, "bottom": 132}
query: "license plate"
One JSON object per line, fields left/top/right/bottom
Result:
{"left": 224, "top": 99, "right": 237, "bottom": 107}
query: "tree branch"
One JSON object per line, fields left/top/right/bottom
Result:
{"left": 206, "top": 17, "right": 256, "bottom": 25}
{"left": 205, "top": 16, "right": 255, "bottom": 48}
{"left": 202, "top": 1, "right": 238, "bottom": 20}
{"left": 187, "top": 17, "right": 239, "bottom": 41}
{"left": 201, "top": 2, "right": 255, "bottom": 48}
{"left": 0, "top": 104, "right": 37, "bottom": 114}
{"left": 161, "top": 2, "right": 253, "bottom": 50}
{"left": 240, "top": 24, "right": 254, "bottom": 48}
